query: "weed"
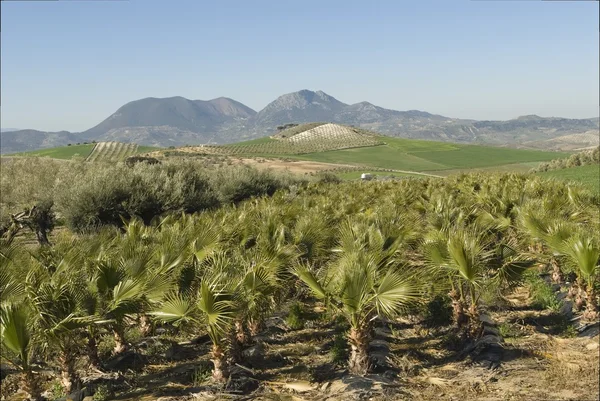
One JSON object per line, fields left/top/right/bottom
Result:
{"left": 329, "top": 333, "right": 349, "bottom": 365}
{"left": 286, "top": 302, "right": 306, "bottom": 330}
{"left": 525, "top": 273, "right": 563, "bottom": 312}
{"left": 48, "top": 379, "right": 64, "bottom": 400}
{"left": 499, "top": 322, "right": 523, "bottom": 338}
{"left": 92, "top": 384, "right": 112, "bottom": 401}
{"left": 191, "top": 363, "right": 212, "bottom": 386}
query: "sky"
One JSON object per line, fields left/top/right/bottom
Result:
{"left": 1, "top": 0, "right": 598, "bottom": 132}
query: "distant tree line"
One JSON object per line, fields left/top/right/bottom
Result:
{"left": 530, "top": 146, "right": 599, "bottom": 173}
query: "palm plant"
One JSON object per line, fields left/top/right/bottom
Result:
{"left": 561, "top": 232, "right": 599, "bottom": 320}
{"left": 25, "top": 257, "right": 90, "bottom": 394}
{"left": 424, "top": 227, "right": 494, "bottom": 337}
{"left": 0, "top": 303, "right": 42, "bottom": 400}
{"left": 152, "top": 275, "right": 235, "bottom": 382}
{"left": 295, "top": 220, "right": 421, "bottom": 375}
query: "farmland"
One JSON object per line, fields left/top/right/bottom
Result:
{"left": 538, "top": 164, "right": 600, "bottom": 194}
{"left": 8, "top": 142, "right": 157, "bottom": 162}
{"left": 167, "top": 124, "right": 570, "bottom": 175}
{"left": 10, "top": 143, "right": 95, "bottom": 159}
{"left": 1, "top": 165, "right": 598, "bottom": 401}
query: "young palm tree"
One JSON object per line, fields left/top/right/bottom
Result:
{"left": 25, "top": 260, "right": 89, "bottom": 394}
{"left": 295, "top": 220, "right": 421, "bottom": 375}
{"left": 561, "top": 232, "right": 599, "bottom": 320}
{"left": 152, "top": 276, "right": 234, "bottom": 382}
{"left": 424, "top": 227, "right": 494, "bottom": 337}
{"left": 0, "top": 303, "right": 42, "bottom": 401}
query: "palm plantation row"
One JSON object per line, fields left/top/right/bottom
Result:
{"left": 1, "top": 173, "right": 599, "bottom": 400}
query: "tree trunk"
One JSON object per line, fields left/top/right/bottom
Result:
{"left": 35, "top": 229, "right": 50, "bottom": 247}
{"left": 550, "top": 257, "right": 563, "bottom": 285}
{"left": 583, "top": 284, "right": 598, "bottom": 321}
{"left": 86, "top": 332, "right": 102, "bottom": 369}
{"left": 139, "top": 314, "right": 153, "bottom": 337}
{"left": 248, "top": 317, "right": 263, "bottom": 337}
{"left": 467, "top": 302, "right": 482, "bottom": 339}
{"left": 575, "top": 285, "right": 587, "bottom": 312}
{"left": 59, "top": 348, "right": 79, "bottom": 394}
{"left": 210, "top": 343, "right": 229, "bottom": 383}
{"left": 228, "top": 329, "right": 243, "bottom": 364}
{"left": 22, "top": 369, "right": 42, "bottom": 401}
{"left": 449, "top": 289, "right": 467, "bottom": 328}
{"left": 113, "top": 327, "right": 128, "bottom": 355}
{"left": 235, "top": 319, "right": 248, "bottom": 345}
{"left": 347, "top": 323, "right": 371, "bottom": 376}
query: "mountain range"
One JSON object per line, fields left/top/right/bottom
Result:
{"left": 1, "top": 90, "right": 598, "bottom": 154}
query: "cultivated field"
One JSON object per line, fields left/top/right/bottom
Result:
{"left": 87, "top": 142, "right": 140, "bottom": 162}
{"left": 203, "top": 123, "right": 384, "bottom": 155}
{"left": 10, "top": 143, "right": 95, "bottom": 159}
{"left": 1, "top": 171, "right": 598, "bottom": 401}
{"left": 168, "top": 127, "right": 570, "bottom": 175}
{"left": 538, "top": 164, "right": 600, "bottom": 194}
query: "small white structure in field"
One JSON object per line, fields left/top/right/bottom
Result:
{"left": 361, "top": 173, "right": 373, "bottom": 181}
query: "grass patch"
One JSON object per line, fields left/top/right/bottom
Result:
{"left": 12, "top": 143, "right": 95, "bottom": 159}
{"left": 538, "top": 164, "right": 600, "bottom": 194}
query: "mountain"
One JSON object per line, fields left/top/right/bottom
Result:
{"left": 2, "top": 89, "right": 598, "bottom": 153}
{"left": 254, "top": 90, "right": 347, "bottom": 127}
{"left": 82, "top": 96, "right": 256, "bottom": 139}
{"left": 1, "top": 128, "right": 20, "bottom": 133}
{"left": 0, "top": 130, "right": 79, "bottom": 154}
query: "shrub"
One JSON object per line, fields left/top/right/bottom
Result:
{"left": 215, "top": 166, "right": 291, "bottom": 204}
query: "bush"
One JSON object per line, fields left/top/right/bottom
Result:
{"left": 56, "top": 162, "right": 219, "bottom": 230}
{"left": 214, "top": 166, "right": 293, "bottom": 204}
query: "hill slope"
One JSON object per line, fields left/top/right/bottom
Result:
{"left": 163, "top": 125, "right": 569, "bottom": 174}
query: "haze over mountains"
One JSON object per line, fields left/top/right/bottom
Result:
{"left": 1, "top": 90, "right": 598, "bottom": 154}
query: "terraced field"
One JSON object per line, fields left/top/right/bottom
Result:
{"left": 208, "top": 123, "right": 383, "bottom": 155}
{"left": 86, "top": 142, "right": 155, "bottom": 162}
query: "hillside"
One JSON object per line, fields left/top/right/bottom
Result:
{"left": 159, "top": 124, "right": 569, "bottom": 175}
{"left": 0, "top": 129, "right": 80, "bottom": 154}
{"left": 2, "top": 90, "right": 598, "bottom": 154}
{"left": 9, "top": 141, "right": 157, "bottom": 161}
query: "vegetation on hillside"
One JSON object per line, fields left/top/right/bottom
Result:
{"left": 530, "top": 146, "right": 599, "bottom": 173}
{"left": 1, "top": 165, "right": 598, "bottom": 400}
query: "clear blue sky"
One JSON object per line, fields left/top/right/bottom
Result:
{"left": 1, "top": 0, "right": 598, "bottom": 132}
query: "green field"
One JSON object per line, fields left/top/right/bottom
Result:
{"left": 259, "top": 137, "right": 569, "bottom": 172}
{"left": 538, "top": 164, "right": 600, "bottom": 194}
{"left": 12, "top": 143, "right": 95, "bottom": 159}
{"left": 11, "top": 142, "right": 159, "bottom": 162}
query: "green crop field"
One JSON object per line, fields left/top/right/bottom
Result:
{"left": 538, "top": 164, "right": 600, "bottom": 194}
{"left": 269, "top": 137, "right": 568, "bottom": 172}
{"left": 9, "top": 142, "right": 158, "bottom": 162}
{"left": 199, "top": 126, "right": 569, "bottom": 173}
{"left": 11, "top": 143, "right": 95, "bottom": 159}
